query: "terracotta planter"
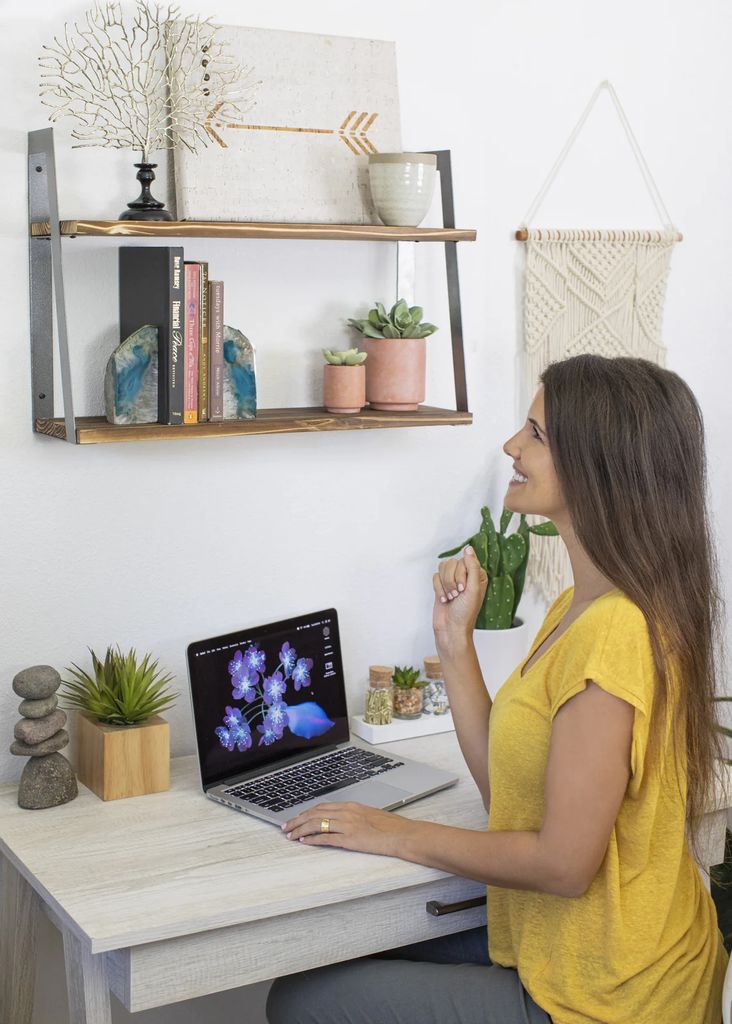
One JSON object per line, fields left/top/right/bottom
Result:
{"left": 362, "top": 337, "right": 426, "bottom": 411}
{"left": 74, "top": 711, "right": 170, "bottom": 801}
{"left": 323, "top": 363, "right": 366, "bottom": 414}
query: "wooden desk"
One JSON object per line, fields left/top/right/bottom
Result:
{"left": 0, "top": 731, "right": 727, "bottom": 1024}
{"left": 0, "top": 733, "right": 489, "bottom": 1023}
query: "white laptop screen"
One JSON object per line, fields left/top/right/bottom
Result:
{"left": 187, "top": 608, "right": 350, "bottom": 790}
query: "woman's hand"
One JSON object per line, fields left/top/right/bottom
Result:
{"left": 282, "top": 801, "right": 415, "bottom": 856}
{"left": 433, "top": 545, "right": 488, "bottom": 655}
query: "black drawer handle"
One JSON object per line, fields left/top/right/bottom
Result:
{"left": 426, "top": 895, "right": 487, "bottom": 917}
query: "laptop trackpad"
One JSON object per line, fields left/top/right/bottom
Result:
{"left": 339, "top": 780, "right": 412, "bottom": 808}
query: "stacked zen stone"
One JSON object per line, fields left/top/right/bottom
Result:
{"left": 11, "top": 665, "right": 77, "bottom": 809}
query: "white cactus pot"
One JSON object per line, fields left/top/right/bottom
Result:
{"left": 472, "top": 619, "right": 531, "bottom": 701}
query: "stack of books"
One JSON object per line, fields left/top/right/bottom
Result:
{"left": 119, "top": 246, "right": 226, "bottom": 425}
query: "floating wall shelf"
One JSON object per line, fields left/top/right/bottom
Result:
{"left": 36, "top": 407, "right": 473, "bottom": 444}
{"left": 28, "top": 128, "right": 475, "bottom": 445}
{"left": 31, "top": 220, "right": 476, "bottom": 243}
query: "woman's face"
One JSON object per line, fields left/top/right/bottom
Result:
{"left": 502, "top": 388, "right": 567, "bottom": 522}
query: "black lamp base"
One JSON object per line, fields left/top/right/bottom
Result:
{"left": 119, "top": 163, "right": 174, "bottom": 222}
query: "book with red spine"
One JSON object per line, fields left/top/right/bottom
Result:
{"left": 184, "top": 262, "right": 200, "bottom": 424}
{"left": 209, "top": 280, "right": 224, "bottom": 421}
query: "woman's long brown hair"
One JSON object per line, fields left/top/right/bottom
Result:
{"left": 540, "top": 354, "right": 726, "bottom": 853}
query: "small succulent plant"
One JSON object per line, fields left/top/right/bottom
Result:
{"left": 323, "top": 348, "right": 368, "bottom": 365}
{"left": 62, "top": 647, "right": 178, "bottom": 726}
{"left": 392, "top": 666, "right": 428, "bottom": 689}
{"left": 439, "top": 507, "right": 559, "bottom": 630}
{"left": 348, "top": 299, "right": 438, "bottom": 340}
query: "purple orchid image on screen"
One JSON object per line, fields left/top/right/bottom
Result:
{"left": 280, "top": 641, "right": 297, "bottom": 678}
{"left": 263, "top": 671, "right": 287, "bottom": 705}
{"left": 215, "top": 641, "right": 334, "bottom": 754}
{"left": 292, "top": 657, "right": 314, "bottom": 691}
{"left": 215, "top": 707, "right": 252, "bottom": 752}
{"left": 229, "top": 651, "right": 258, "bottom": 702}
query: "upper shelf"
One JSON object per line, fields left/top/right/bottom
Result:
{"left": 30, "top": 220, "right": 477, "bottom": 242}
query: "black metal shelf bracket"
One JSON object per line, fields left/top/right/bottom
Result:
{"left": 28, "top": 128, "right": 77, "bottom": 443}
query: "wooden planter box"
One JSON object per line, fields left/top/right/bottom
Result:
{"left": 74, "top": 712, "right": 170, "bottom": 801}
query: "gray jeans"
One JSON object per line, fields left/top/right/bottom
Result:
{"left": 266, "top": 926, "right": 552, "bottom": 1024}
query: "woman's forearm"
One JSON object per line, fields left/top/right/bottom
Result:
{"left": 396, "top": 820, "right": 582, "bottom": 898}
{"left": 438, "top": 638, "right": 492, "bottom": 807}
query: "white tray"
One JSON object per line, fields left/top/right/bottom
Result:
{"left": 350, "top": 713, "right": 455, "bottom": 745}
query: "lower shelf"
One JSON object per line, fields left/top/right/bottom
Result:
{"left": 35, "top": 406, "right": 473, "bottom": 444}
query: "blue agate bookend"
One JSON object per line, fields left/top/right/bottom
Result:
{"left": 223, "top": 326, "right": 257, "bottom": 420}
{"left": 104, "top": 325, "right": 159, "bottom": 425}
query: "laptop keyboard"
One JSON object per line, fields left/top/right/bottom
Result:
{"left": 224, "top": 746, "right": 405, "bottom": 813}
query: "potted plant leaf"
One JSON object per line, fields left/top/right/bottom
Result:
{"left": 322, "top": 348, "right": 367, "bottom": 414}
{"left": 438, "top": 508, "right": 559, "bottom": 697}
{"left": 392, "top": 665, "right": 429, "bottom": 719}
{"left": 348, "top": 299, "right": 437, "bottom": 411}
{"left": 62, "top": 647, "right": 177, "bottom": 801}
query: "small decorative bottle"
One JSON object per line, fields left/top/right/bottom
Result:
{"left": 422, "top": 655, "right": 450, "bottom": 715}
{"left": 364, "top": 665, "right": 394, "bottom": 725}
{"left": 392, "top": 666, "right": 426, "bottom": 719}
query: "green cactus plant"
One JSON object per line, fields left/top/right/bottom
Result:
{"left": 392, "top": 666, "right": 428, "bottom": 689}
{"left": 348, "top": 299, "right": 438, "bottom": 340}
{"left": 438, "top": 508, "right": 560, "bottom": 630}
{"left": 323, "top": 348, "right": 368, "bottom": 365}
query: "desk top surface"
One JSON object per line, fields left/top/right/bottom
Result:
{"left": 0, "top": 732, "right": 485, "bottom": 953}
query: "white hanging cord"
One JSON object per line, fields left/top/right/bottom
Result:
{"left": 603, "top": 82, "right": 674, "bottom": 229}
{"left": 520, "top": 80, "right": 675, "bottom": 230}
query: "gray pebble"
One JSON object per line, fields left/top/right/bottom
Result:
{"left": 14, "top": 709, "right": 67, "bottom": 746}
{"left": 18, "top": 695, "right": 58, "bottom": 719}
{"left": 18, "top": 752, "right": 77, "bottom": 809}
{"left": 11, "top": 730, "right": 69, "bottom": 757}
{"left": 12, "top": 665, "right": 61, "bottom": 700}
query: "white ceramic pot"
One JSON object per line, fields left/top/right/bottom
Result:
{"left": 368, "top": 153, "right": 437, "bottom": 227}
{"left": 472, "top": 619, "right": 531, "bottom": 700}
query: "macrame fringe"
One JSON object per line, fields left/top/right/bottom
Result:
{"left": 523, "top": 229, "right": 674, "bottom": 605}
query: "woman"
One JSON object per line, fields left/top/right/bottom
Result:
{"left": 267, "top": 355, "right": 728, "bottom": 1024}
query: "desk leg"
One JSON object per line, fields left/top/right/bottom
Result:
{"left": 0, "top": 853, "right": 39, "bottom": 1024}
{"left": 62, "top": 926, "right": 112, "bottom": 1024}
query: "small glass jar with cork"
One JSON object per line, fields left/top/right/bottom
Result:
{"left": 364, "top": 665, "right": 394, "bottom": 725}
{"left": 392, "top": 665, "right": 428, "bottom": 719}
{"left": 422, "top": 655, "right": 450, "bottom": 715}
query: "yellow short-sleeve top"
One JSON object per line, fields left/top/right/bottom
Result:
{"left": 487, "top": 586, "right": 727, "bottom": 1024}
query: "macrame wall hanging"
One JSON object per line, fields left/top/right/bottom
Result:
{"left": 517, "top": 80, "right": 682, "bottom": 606}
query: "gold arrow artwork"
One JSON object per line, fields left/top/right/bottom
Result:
{"left": 204, "top": 106, "right": 381, "bottom": 155}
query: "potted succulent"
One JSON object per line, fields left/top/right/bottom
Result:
{"left": 348, "top": 299, "right": 437, "bottom": 411}
{"left": 392, "top": 665, "right": 429, "bottom": 719}
{"left": 439, "top": 508, "right": 559, "bottom": 698}
{"left": 322, "top": 348, "right": 367, "bottom": 414}
{"left": 62, "top": 647, "right": 177, "bottom": 801}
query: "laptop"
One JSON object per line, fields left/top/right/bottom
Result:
{"left": 187, "top": 608, "right": 458, "bottom": 826}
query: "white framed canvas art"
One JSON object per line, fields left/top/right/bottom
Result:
{"left": 174, "top": 26, "right": 402, "bottom": 223}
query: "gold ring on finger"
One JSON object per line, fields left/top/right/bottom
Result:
{"left": 320, "top": 818, "right": 330, "bottom": 833}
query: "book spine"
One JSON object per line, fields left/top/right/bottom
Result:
{"left": 169, "top": 250, "right": 184, "bottom": 425}
{"left": 197, "top": 262, "right": 209, "bottom": 422}
{"left": 184, "top": 263, "right": 200, "bottom": 424}
{"left": 209, "top": 280, "right": 224, "bottom": 421}
{"left": 118, "top": 247, "right": 184, "bottom": 425}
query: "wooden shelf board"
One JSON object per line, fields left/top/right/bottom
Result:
{"left": 35, "top": 406, "right": 473, "bottom": 444}
{"left": 30, "top": 220, "right": 477, "bottom": 242}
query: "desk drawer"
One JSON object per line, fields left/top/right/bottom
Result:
{"left": 109, "top": 875, "right": 488, "bottom": 1012}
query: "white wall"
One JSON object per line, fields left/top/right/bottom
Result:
{"left": 1, "top": 1, "right": 730, "bottom": 1022}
